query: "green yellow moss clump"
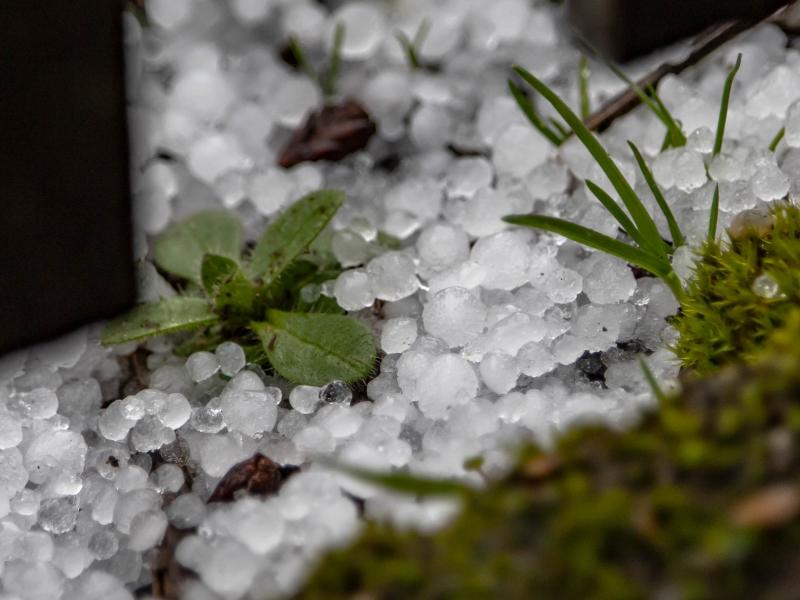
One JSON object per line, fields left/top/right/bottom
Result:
{"left": 298, "top": 312, "right": 800, "bottom": 600}
{"left": 673, "top": 201, "right": 800, "bottom": 374}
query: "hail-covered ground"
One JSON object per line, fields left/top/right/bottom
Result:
{"left": 2, "top": 1, "right": 800, "bottom": 598}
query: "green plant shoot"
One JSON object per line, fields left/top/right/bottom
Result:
{"left": 102, "top": 190, "right": 377, "bottom": 386}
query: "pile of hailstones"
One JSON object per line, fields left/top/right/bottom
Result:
{"left": 4, "top": 0, "right": 800, "bottom": 598}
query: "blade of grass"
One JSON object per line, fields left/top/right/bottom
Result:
{"left": 503, "top": 214, "right": 671, "bottom": 278}
{"left": 548, "top": 118, "right": 571, "bottom": 139}
{"left": 770, "top": 127, "right": 785, "bottom": 152}
{"left": 640, "top": 358, "right": 668, "bottom": 403}
{"left": 646, "top": 87, "right": 687, "bottom": 148}
{"left": 584, "top": 179, "right": 642, "bottom": 244}
{"left": 513, "top": 65, "right": 669, "bottom": 258}
{"left": 707, "top": 184, "right": 720, "bottom": 243}
{"left": 395, "top": 19, "right": 430, "bottom": 70}
{"left": 713, "top": 54, "right": 742, "bottom": 156}
{"left": 579, "top": 55, "right": 591, "bottom": 120}
{"left": 322, "top": 23, "right": 346, "bottom": 98}
{"left": 507, "top": 79, "right": 565, "bottom": 146}
{"left": 288, "top": 36, "right": 322, "bottom": 92}
{"left": 628, "top": 141, "right": 685, "bottom": 249}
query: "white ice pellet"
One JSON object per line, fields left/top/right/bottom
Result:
{"left": 479, "top": 351, "right": 519, "bottom": 394}
{"left": 293, "top": 425, "right": 336, "bottom": 456}
{"left": 128, "top": 510, "right": 168, "bottom": 551}
{"left": 331, "top": 230, "right": 371, "bottom": 268}
{"left": 115, "top": 465, "right": 149, "bottom": 492}
{"left": 422, "top": 287, "right": 487, "bottom": 347}
{"left": 410, "top": 104, "right": 452, "bottom": 149}
{"left": 220, "top": 387, "right": 278, "bottom": 436}
{"left": 198, "top": 435, "right": 248, "bottom": 478}
{"left": 185, "top": 351, "right": 220, "bottom": 382}
{"left": 384, "top": 178, "right": 443, "bottom": 221}
{"left": 453, "top": 186, "right": 514, "bottom": 237}
{"left": 334, "top": 269, "right": 375, "bottom": 311}
{"left": 446, "top": 157, "right": 494, "bottom": 198}
{"left": 751, "top": 161, "right": 790, "bottom": 200}
{"left": 517, "top": 341, "right": 557, "bottom": 378}
{"left": 25, "top": 430, "right": 86, "bottom": 485}
{"left": 746, "top": 65, "right": 800, "bottom": 119}
{"left": 672, "top": 149, "right": 707, "bottom": 192}
{"left": 187, "top": 133, "right": 251, "bottom": 185}
{"left": 130, "top": 415, "right": 176, "bottom": 452}
{"left": 414, "top": 354, "right": 479, "bottom": 419}
{"left": 146, "top": 0, "right": 192, "bottom": 30}
{"left": 248, "top": 168, "right": 295, "bottom": 216}
{"left": 381, "top": 318, "right": 418, "bottom": 354}
{"left": 273, "top": 77, "right": 319, "bottom": 128}
{"left": 231, "top": 0, "right": 272, "bottom": 25}
{"left": 167, "top": 493, "right": 207, "bottom": 529}
{"left": 470, "top": 230, "right": 531, "bottom": 290}
{"left": 11, "top": 387, "right": 58, "bottom": 419}
{"left": 215, "top": 342, "right": 246, "bottom": 377}
{"left": 156, "top": 393, "right": 192, "bottom": 429}
{"left": 151, "top": 463, "right": 184, "bottom": 494}
{"left": 332, "top": 1, "right": 386, "bottom": 59}
{"left": 289, "top": 385, "right": 322, "bottom": 415}
{"left": 786, "top": 99, "right": 800, "bottom": 148}
{"left": 687, "top": 126, "right": 714, "bottom": 154}
{"left": 366, "top": 252, "right": 419, "bottom": 301}
{"left": 199, "top": 538, "right": 260, "bottom": 597}
{"left": 416, "top": 223, "right": 470, "bottom": 275}
{"left": 170, "top": 70, "right": 236, "bottom": 124}
{"left": 0, "top": 410, "right": 22, "bottom": 449}
{"left": 492, "top": 124, "right": 549, "bottom": 177}
{"left": 578, "top": 253, "right": 636, "bottom": 304}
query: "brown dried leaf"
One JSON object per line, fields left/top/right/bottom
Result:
{"left": 278, "top": 99, "right": 376, "bottom": 168}
{"left": 731, "top": 484, "right": 800, "bottom": 528}
{"left": 207, "top": 453, "right": 288, "bottom": 503}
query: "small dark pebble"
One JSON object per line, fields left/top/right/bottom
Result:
{"left": 629, "top": 264, "right": 654, "bottom": 279}
{"left": 208, "top": 453, "right": 298, "bottom": 503}
{"left": 278, "top": 98, "right": 376, "bottom": 168}
{"left": 577, "top": 351, "right": 607, "bottom": 383}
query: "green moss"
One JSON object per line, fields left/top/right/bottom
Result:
{"left": 297, "top": 311, "right": 800, "bottom": 600}
{"left": 673, "top": 202, "right": 800, "bottom": 374}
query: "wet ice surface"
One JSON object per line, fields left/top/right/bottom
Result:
{"left": 4, "top": 0, "right": 800, "bottom": 598}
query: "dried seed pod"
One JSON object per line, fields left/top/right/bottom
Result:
{"left": 207, "top": 453, "right": 288, "bottom": 503}
{"left": 727, "top": 205, "right": 776, "bottom": 241}
{"left": 278, "top": 99, "right": 376, "bottom": 168}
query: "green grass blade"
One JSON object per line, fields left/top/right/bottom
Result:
{"left": 707, "top": 184, "right": 720, "bottom": 243}
{"left": 770, "top": 127, "right": 785, "bottom": 152}
{"left": 548, "top": 118, "right": 571, "bottom": 139}
{"left": 288, "top": 36, "right": 321, "bottom": 91}
{"left": 713, "top": 54, "right": 742, "bottom": 156}
{"left": 503, "top": 214, "right": 671, "bottom": 277}
{"left": 584, "top": 179, "right": 642, "bottom": 244}
{"left": 647, "top": 88, "right": 687, "bottom": 148}
{"left": 513, "top": 65, "right": 669, "bottom": 259}
{"left": 628, "top": 141, "right": 685, "bottom": 249}
{"left": 507, "top": 79, "right": 565, "bottom": 146}
{"left": 323, "top": 22, "right": 346, "bottom": 98}
{"left": 579, "top": 55, "right": 591, "bottom": 120}
{"left": 639, "top": 358, "right": 668, "bottom": 404}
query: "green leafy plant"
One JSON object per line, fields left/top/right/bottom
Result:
{"left": 504, "top": 56, "right": 744, "bottom": 303}
{"left": 102, "top": 190, "right": 377, "bottom": 386}
{"left": 289, "top": 23, "right": 346, "bottom": 100}
{"left": 504, "top": 65, "right": 685, "bottom": 300}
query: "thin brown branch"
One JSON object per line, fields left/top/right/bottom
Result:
{"left": 584, "top": 19, "right": 757, "bottom": 132}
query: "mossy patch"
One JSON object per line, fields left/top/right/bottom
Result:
{"left": 297, "top": 311, "right": 800, "bottom": 600}
{"left": 673, "top": 201, "right": 800, "bottom": 374}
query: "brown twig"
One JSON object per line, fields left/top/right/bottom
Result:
{"left": 584, "top": 19, "right": 757, "bottom": 132}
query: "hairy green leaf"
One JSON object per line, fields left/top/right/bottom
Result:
{"left": 713, "top": 54, "right": 742, "bottom": 157}
{"left": 250, "top": 190, "right": 344, "bottom": 287}
{"left": 153, "top": 211, "right": 242, "bottom": 284}
{"left": 513, "top": 66, "right": 669, "bottom": 259}
{"left": 628, "top": 141, "right": 685, "bottom": 248}
{"left": 201, "top": 254, "right": 258, "bottom": 317}
{"left": 101, "top": 297, "right": 218, "bottom": 345}
{"left": 253, "top": 309, "right": 376, "bottom": 385}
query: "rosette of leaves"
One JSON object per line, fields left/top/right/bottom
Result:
{"left": 102, "top": 190, "right": 377, "bottom": 386}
